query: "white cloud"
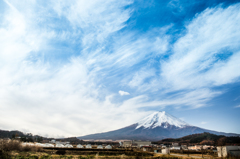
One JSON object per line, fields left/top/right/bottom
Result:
{"left": 234, "top": 105, "right": 240, "bottom": 108}
{"left": 119, "top": 90, "right": 130, "bottom": 96}
{"left": 161, "top": 4, "right": 240, "bottom": 90}
{"left": 0, "top": 0, "right": 140, "bottom": 137}
{"left": 0, "top": 0, "right": 170, "bottom": 138}
{"left": 129, "top": 67, "right": 156, "bottom": 88}
{"left": 0, "top": 0, "right": 240, "bottom": 138}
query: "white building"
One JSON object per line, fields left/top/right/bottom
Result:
{"left": 133, "top": 140, "right": 151, "bottom": 147}
{"left": 65, "top": 144, "right": 73, "bottom": 148}
{"left": 56, "top": 144, "right": 65, "bottom": 148}
{"left": 123, "top": 140, "right": 151, "bottom": 148}
{"left": 97, "top": 145, "right": 103, "bottom": 149}
{"left": 77, "top": 144, "right": 84, "bottom": 148}
{"left": 119, "top": 141, "right": 123, "bottom": 147}
{"left": 188, "top": 145, "right": 202, "bottom": 151}
{"left": 171, "top": 146, "right": 181, "bottom": 150}
{"left": 43, "top": 143, "right": 54, "bottom": 147}
{"left": 162, "top": 148, "right": 170, "bottom": 154}
{"left": 105, "top": 145, "right": 112, "bottom": 149}
{"left": 86, "top": 144, "right": 92, "bottom": 148}
{"left": 181, "top": 145, "right": 188, "bottom": 150}
{"left": 217, "top": 146, "right": 240, "bottom": 157}
{"left": 172, "top": 143, "right": 179, "bottom": 146}
{"left": 123, "top": 141, "right": 132, "bottom": 147}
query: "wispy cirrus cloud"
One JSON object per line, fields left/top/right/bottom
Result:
{"left": 130, "top": 3, "right": 240, "bottom": 108}
{"left": 0, "top": 0, "right": 240, "bottom": 137}
{"left": 161, "top": 4, "right": 240, "bottom": 90}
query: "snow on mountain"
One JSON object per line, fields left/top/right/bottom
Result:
{"left": 136, "top": 111, "right": 189, "bottom": 129}
{"left": 78, "top": 111, "right": 239, "bottom": 141}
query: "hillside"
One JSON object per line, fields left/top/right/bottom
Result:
{"left": 154, "top": 132, "right": 240, "bottom": 145}
{"left": 0, "top": 130, "right": 25, "bottom": 139}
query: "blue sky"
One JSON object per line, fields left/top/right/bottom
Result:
{"left": 0, "top": 0, "right": 240, "bottom": 137}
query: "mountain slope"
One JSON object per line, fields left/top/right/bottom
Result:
{"left": 155, "top": 132, "right": 240, "bottom": 144}
{"left": 0, "top": 130, "right": 25, "bottom": 139}
{"left": 78, "top": 111, "right": 240, "bottom": 141}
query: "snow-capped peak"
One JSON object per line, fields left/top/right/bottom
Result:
{"left": 136, "top": 111, "right": 189, "bottom": 129}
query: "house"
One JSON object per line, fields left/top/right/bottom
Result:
{"left": 141, "top": 146, "right": 152, "bottom": 152}
{"left": 123, "top": 140, "right": 151, "bottom": 148}
{"left": 77, "top": 144, "right": 84, "bottom": 148}
{"left": 217, "top": 146, "right": 240, "bottom": 157}
{"left": 172, "top": 143, "right": 179, "bottom": 146}
{"left": 162, "top": 148, "right": 170, "bottom": 154}
{"left": 202, "top": 145, "right": 212, "bottom": 150}
{"left": 123, "top": 141, "right": 132, "bottom": 147}
{"left": 133, "top": 140, "right": 151, "bottom": 147}
{"left": 171, "top": 146, "right": 181, "bottom": 150}
{"left": 188, "top": 145, "right": 202, "bottom": 151}
{"left": 181, "top": 145, "right": 188, "bottom": 150}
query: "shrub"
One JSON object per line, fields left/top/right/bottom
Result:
{"left": 0, "top": 139, "right": 21, "bottom": 151}
{"left": 40, "top": 155, "right": 51, "bottom": 159}
{"left": 56, "top": 150, "right": 66, "bottom": 155}
{"left": 0, "top": 139, "right": 43, "bottom": 153}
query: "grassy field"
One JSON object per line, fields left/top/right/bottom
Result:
{"left": 1, "top": 140, "right": 239, "bottom": 159}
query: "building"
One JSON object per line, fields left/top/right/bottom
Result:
{"left": 77, "top": 144, "right": 84, "bottom": 148}
{"left": 55, "top": 141, "right": 70, "bottom": 145}
{"left": 171, "top": 146, "right": 181, "bottom": 150}
{"left": 202, "top": 145, "right": 212, "bottom": 150}
{"left": 162, "top": 148, "right": 170, "bottom": 154}
{"left": 123, "top": 140, "right": 151, "bottom": 148}
{"left": 119, "top": 141, "right": 123, "bottom": 147}
{"left": 188, "top": 145, "right": 202, "bottom": 151}
{"left": 97, "top": 145, "right": 103, "bottom": 149}
{"left": 65, "top": 144, "right": 73, "bottom": 148}
{"left": 133, "top": 140, "right": 151, "bottom": 147}
{"left": 105, "top": 145, "right": 112, "bottom": 149}
{"left": 43, "top": 143, "right": 54, "bottom": 147}
{"left": 217, "top": 146, "right": 240, "bottom": 157}
{"left": 86, "top": 144, "right": 92, "bottom": 148}
{"left": 181, "top": 145, "right": 188, "bottom": 150}
{"left": 56, "top": 144, "right": 65, "bottom": 148}
{"left": 141, "top": 146, "right": 152, "bottom": 152}
{"left": 123, "top": 141, "right": 132, "bottom": 147}
{"left": 172, "top": 143, "right": 179, "bottom": 146}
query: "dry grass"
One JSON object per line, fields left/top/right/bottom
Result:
{"left": 0, "top": 139, "right": 43, "bottom": 152}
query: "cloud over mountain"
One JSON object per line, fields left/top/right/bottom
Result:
{"left": 0, "top": 0, "right": 240, "bottom": 137}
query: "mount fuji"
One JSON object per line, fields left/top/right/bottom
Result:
{"left": 78, "top": 111, "right": 239, "bottom": 141}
